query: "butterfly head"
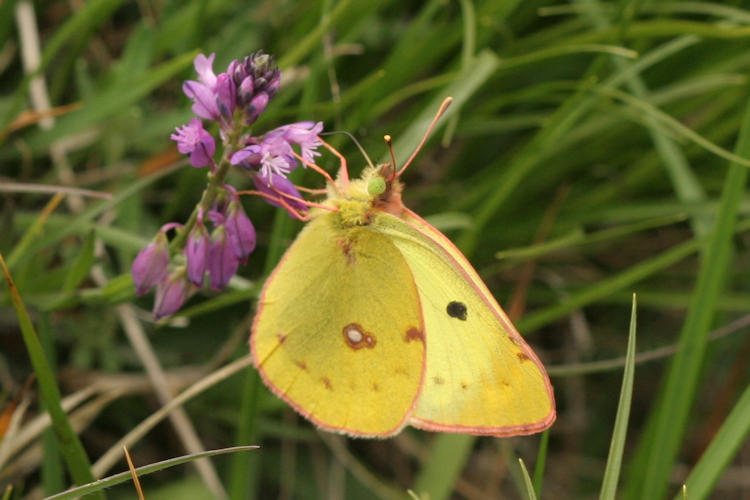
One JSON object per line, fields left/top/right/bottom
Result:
{"left": 324, "top": 163, "right": 404, "bottom": 227}
{"left": 314, "top": 97, "right": 452, "bottom": 226}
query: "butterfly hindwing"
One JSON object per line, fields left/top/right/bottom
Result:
{"left": 251, "top": 214, "right": 426, "bottom": 437}
{"left": 373, "top": 209, "right": 555, "bottom": 436}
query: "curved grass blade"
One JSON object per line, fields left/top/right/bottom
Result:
{"left": 458, "top": 35, "right": 699, "bottom": 256}
{"left": 678, "top": 383, "right": 750, "bottom": 499}
{"left": 625, "top": 90, "right": 750, "bottom": 500}
{"left": 383, "top": 49, "right": 500, "bottom": 167}
{"left": 592, "top": 86, "right": 750, "bottom": 168}
{"left": 46, "top": 446, "right": 258, "bottom": 500}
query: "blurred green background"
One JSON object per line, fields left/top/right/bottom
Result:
{"left": 2, "top": 0, "right": 750, "bottom": 498}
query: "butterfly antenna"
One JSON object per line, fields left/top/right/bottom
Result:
{"left": 321, "top": 130, "right": 375, "bottom": 169}
{"left": 396, "top": 97, "right": 453, "bottom": 177}
{"left": 384, "top": 134, "right": 397, "bottom": 182}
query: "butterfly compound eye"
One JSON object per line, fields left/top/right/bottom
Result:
{"left": 367, "top": 176, "right": 387, "bottom": 196}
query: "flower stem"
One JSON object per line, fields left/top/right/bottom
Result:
{"left": 168, "top": 132, "right": 243, "bottom": 254}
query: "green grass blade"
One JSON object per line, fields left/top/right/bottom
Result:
{"left": 5, "top": 194, "right": 64, "bottom": 269}
{"left": 229, "top": 202, "right": 299, "bottom": 500}
{"left": 599, "top": 294, "right": 637, "bottom": 500}
{"left": 47, "top": 446, "right": 258, "bottom": 500}
{"left": 458, "top": 34, "right": 699, "bottom": 257}
{"left": 0, "top": 255, "right": 103, "bottom": 499}
{"left": 7, "top": 165, "right": 178, "bottom": 272}
{"left": 517, "top": 235, "right": 699, "bottom": 333}
{"left": 625, "top": 93, "right": 750, "bottom": 500}
{"left": 228, "top": 370, "right": 263, "bottom": 500}
{"left": 678, "top": 383, "right": 750, "bottom": 500}
{"left": 495, "top": 214, "right": 686, "bottom": 262}
{"left": 0, "top": 0, "right": 125, "bottom": 132}
{"left": 518, "top": 458, "right": 538, "bottom": 500}
{"left": 278, "top": 0, "right": 352, "bottom": 68}
{"left": 594, "top": 86, "right": 750, "bottom": 168}
{"left": 413, "top": 433, "right": 474, "bottom": 500}
{"left": 384, "top": 49, "right": 500, "bottom": 167}
{"left": 532, "top": 430, "right": 550, "bottom": 499}
{"left": 23, "top": 51, "right": 196, "bottom": 152}
{"left": 0, "top": 0, "right": 21, "bottom": 48}
{"left": 580, "top": 0, "right": 710, "bottom": 237}
{"left": 62, "top": 230, "right": 96, "bottom": 293}
{"left": 39, "top": 313, "right": 65, "bottom": 496}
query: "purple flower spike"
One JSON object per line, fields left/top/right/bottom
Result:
{"left": 230, "top": 51, "right": 281, "bottom": 125}
{"left": 132, "top": 232, "right": 169, "bottom": 295}
{"left": 185, "top": 222, "right": 210, "bottom": 285}
{"left": 153, "top": 271, "right": 192, "bottom": 319}
{"left": 225, "top": 199, "right": 256, "bottom": 259}
{"left": 254, "top": 173, "right": 307, "bottom": 217}
{"left": 170, "top": 118, "right": 216, "bottom": 167}
{"left": 208, "top": 226, "right": 240, "bottom": 289}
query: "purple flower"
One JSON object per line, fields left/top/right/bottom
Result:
{"left": 170, "top": 118, "right": 216, "bottom": 167}
{"left": 182, "top": 53, "right": 237, "bottom": 128}
{"left": 132, "top": 232, "right": 169, "bottom": 295}
{"left": 253, "top": 173, "right": 307, "bottom": 217}
{"left": 230, "top": 134, "right": 297, "bottom": 178}
{"left": 182, "top": 80, "right": 221, "bottom": 121}
{"left": 207, "top": 207, "right": 225, "bottom": 226}
{"left": 225, "top": 199, "right": 256, "bottom": 259}
{"left": 153, "top": 271, "right": 192, "bottom": 319}
{"left": 275, "top": 121, "right": 323, "bottom": 163}
{"left": 208, "top": 226, "right": 240, "bottom": 289}
{"left": 184, "top": 222, "right": 210, "bottom": 285}
{"left": 194, "top": 53, "right": 218, "bottom": 88}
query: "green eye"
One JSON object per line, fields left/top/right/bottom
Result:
{"left": 367, "top": 176, "right": 387, "bottom": 196}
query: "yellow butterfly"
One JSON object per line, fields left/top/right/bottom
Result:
{"left": 251, "top": 99, "right": 555, "bottom": 437}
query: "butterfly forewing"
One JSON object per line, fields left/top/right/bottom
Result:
{"left": 373, "top": 210, "right": 555, "bottom": 436}
{"left": 251, "top": 215, "right": 426, "bottom": 437}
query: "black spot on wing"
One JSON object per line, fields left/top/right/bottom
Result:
{"left": 446, "top": 301, "right": 467, "bottom": 321}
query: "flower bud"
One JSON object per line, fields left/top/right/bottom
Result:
{"left": 153, "top": 270, "right": 192, "bottom": 319}
{"left": 225, "top": 200, "right": 256, "bottom": 260}
{"left": 132, "top": 232, "right": 169, "bottom": 295}
{"left": 185, "top": 222, "right": 210, "bottom": 285}
{"left": 208, "top": 226, "right": 240, "bottom": 289}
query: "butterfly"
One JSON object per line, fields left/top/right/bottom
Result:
{"left": 250, "top": 98, "right": 555, "bottom": 437}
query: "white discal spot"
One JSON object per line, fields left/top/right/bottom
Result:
{"left": 342, "top": 323, "right": 376, "bottom": 350}
{"left": 346, "top": 326, "right": 363, "bottom": 344}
